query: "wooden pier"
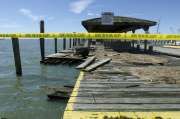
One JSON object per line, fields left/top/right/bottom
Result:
{"left": 41, "top": 51, "right": 84, "bottom": 65}
{"left": 63, "top": 44, "right": 180, "bottom": 119}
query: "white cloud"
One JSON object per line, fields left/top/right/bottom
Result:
{"left": 19, "top": 8, "right": 54, "bottom": 21}
{"left": 0, "top": 23, "right": 22, "bottom": 28}
{"left": 70, "top": 0, "right": 94, "bottom": 14}
{"left": 87, "top": 12, "right": 99, "bottom": 16}
{"left": 47, "top": 16, "right": 55, "bottom": 21}
{"left": 19, "top": 8, "right": 41, "bottom": 21}
{"left": 87, "top": 12, "right": 94, "bottom": 16}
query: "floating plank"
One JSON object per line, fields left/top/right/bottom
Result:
{"left": 69, "top": 97, "right": 180, "bottom": 104}
{"left": 76, "top": 56, "right": 96, "bottom": 69}
{"left": 84, "top": 58, "right": 112, "bottom": 72}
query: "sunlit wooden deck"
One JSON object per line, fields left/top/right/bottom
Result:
{"left": 63, "top": 45, "right": 180, "bottom": 119}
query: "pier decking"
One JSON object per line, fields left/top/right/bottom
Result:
{"left": 63, "top": 44, "right": 180, "bottom": 119}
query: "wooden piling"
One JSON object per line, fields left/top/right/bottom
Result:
{"left": 72, "top": 39, "right": 75, "bottom": 47}
{"left": 74, "top": 39, "right": 77, "bottom": 46}
{"left": 144, "top": 40, "right": 147, "bottom": 52}
{"left": 77, "top": 39, "right": 81, "bottom": 46}
{"left": 148, "top": 46, "right": 153, "bottom": 52}
{"left": 63, "top": 38, "right": 66, "bottom": 50}
{"left": 54, "top": 38, "right": 57, "bottom": 53}
{"left": 69, "top": 39, "right": 72, "bottom": 48}
{"left": 132, "top": 30, "right": 135, "bottom": 49}
{"left": 12, "top": 38, "right": 22, "bottom": 76}
{"left": 39, "top": 20, "right": 45, "bottom": 61}
{"left": 143, "top": 27, "right": 149, "bottom": 52}
{"left": 137, "top": 44, "right": 140, "bottom": 51}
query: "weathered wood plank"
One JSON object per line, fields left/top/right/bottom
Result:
{"left": 81, "top": 80, "right": 146, "bottom": 83}
{"left": 78, "top": 83, "right": 180, "bottom": 88}
{"left": 78, "top": 83, "right": 142, "bottom": 88}
{"left": 84, "top": 58, "right": 111, "bottom": 72}
{"left": 74, "top": 91, "right": 180, "bottom": 97}
{"left": 59, "top": 50, "right": 74, "bottom": 53}
{"left": 69, "top": 97, "right": 180, "bottom": 104}
{"left": 76, "top": 56, "right": 96, "bottom": 69}
{"left": 70, "top": 103, "right": 180, "bottom": 111}
{"left": 83, "top": 76, "right": 143, "bottom": 80}
{"left": 77, "top": 87, "right": 180, "bottom": 92}
{"left": 46, "top": 53, "right": 68, "bottom": 58}
{"left": 80, "top": 79, "right": 148, "bottom": 83}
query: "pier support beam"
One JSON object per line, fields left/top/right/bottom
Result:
{"left": 143, "top": 27, "right": 149, "bottom": 52}
{"left": 77, "top": 39, "right": 81, "bottom": 46}
{"left": 148, "top": 46, "right": 153, "bottom": 53}
{"left": 72, "top": 39, "right": 74, "bottom": 47}
{"left": 39, "top": 20, "right": 45, "bottom": 61}
{"left": 137, "top": 44, "right": 140, "bottom": 51}
{"left": 12, "top": 38, "right": 22, "bottom": 76}
{"left": 69, "top": 38, "right": 72, "bottom": 48}
{"left": 132, "top": 30, "right": 136, "bottom": 49}
{"left": 144, "top": 40, "right": 148, "bottom": 52}
{"left": 54, "top": 38, "right": 57, "bottom": 53}
{"left": 74, "top": 39, "right": 77, "bottom": 46}
{"left": 63, "top": 38, "right": 66, "bottom": 50}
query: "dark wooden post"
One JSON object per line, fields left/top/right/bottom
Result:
{"left": 63, "top": 38, "right": 66, "bottom": 50}
{"left": 72, "top": 39, "right": 74, "bottom": 47}
{"left": 78, "top": 38, "right": 81, "bottom": 46}
{"left": 87, "top": 39, "right": 91, "bottom": 48}
{"left": 69, "top": 38, "right": 72, "bottom": 48}
{"left": 137, "top": 44, "right": 140, "bottom": 51}
{"left": 148, "top": 46, "right": 153, "bottom": 53}
{"left": 73, "top": 39, "right": 76, "bottom": 47}
{"left": 132, "top": 30, "right": 135, "bottom": 49}
{"left": 54, "top": 38, "right": 57, "bottom": 53}
{"left": 12, "top": 38, "right": 22, "bottom": 76}
{"left": 143, "top": 27, "right": 149, "bottom": 52}
{"left": 39, "top": 20, "right": 45, "bottom": 61}
{"left": 144, "top": 40, "right": 148, "bottom": 52}
{"left": 74, "top": 39, "right": 77, "bottom": 46}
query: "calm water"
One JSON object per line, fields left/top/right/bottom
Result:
{"left": 0, "top": 39, "right": 79, "bottom": 119}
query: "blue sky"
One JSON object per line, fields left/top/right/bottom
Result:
{"left": 0, "top": 0, "right": 179, "bottom": 33}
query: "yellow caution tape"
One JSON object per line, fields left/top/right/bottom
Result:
{"left": 0, "top": 33, "right": 180, "bottom": 40}
{"left": 63, "top": 111, "right": 180, "bottom": 119}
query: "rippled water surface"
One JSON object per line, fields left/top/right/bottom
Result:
{"left": 0, "top": 39, "right": 79, "bottom": 119}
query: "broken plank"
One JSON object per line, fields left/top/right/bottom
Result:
{"left": 76, "top": 56, "right": 96, "bottom": 69}
{"left": 84, "top": 58, "right": 112, "bottom": 72}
